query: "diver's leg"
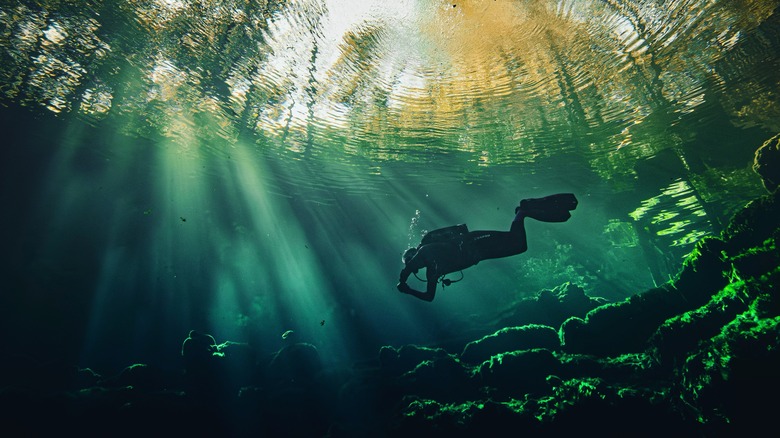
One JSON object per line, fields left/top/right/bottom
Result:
{"left": 469, "top": 221, "right": 528, "bottom": 261}
{"left": 510, "top": 207, "right": 527, "bottom": 233}
{"left": 466, "top": 206, "right": 530, "bottom": 262}
{"left": 508, "top": 209, "right": 528, "bottom": 252}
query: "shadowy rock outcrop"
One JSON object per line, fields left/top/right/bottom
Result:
{"left": 265, "top": 342, "right": 322, "bottom": 386}
{"left": 494, "top": 282, "right": 606, "bottom": 329}
{"left": 753, "top": 132, "right": 780, "bottom": 193}
{"left": 397, "top": 353, "right": 473, "bottom": 402}
{"left": 475, "top": 348, "right": 560, "bottom": 398}
{"left": 559, "top": 190, "right": 778, "bottom": 357}
{"left": 460, "top": 324, "right": 560, "bottom": 365}
{"left": 379, "top": 344, "right": 451, "bottom": 376}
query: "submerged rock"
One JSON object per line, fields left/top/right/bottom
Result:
{"left": 475, "top": 348, "right": 560, "bottom": 398}
{"left": 379, "top": 344, "right": 451, "bottom": 376}
{"left": 677, "top": 290, "right": 780, "bottom": 432}
{"left": 559, "top": 282, "right": 698, "bottom": 356}
{"left": 99, "top": 363, "right": 169, "bottom": 392}
{"left": 559, "top": 191, "right": 778, "bottom": 357}
{"left": 753, "top": 132, "right": 780, "bottom": 193}
{"left": 460, "top": 324, "right": 560, "bottom": 365}
{"left": 265, "top": 342, "right": 322, "bottom": 386}
{"left": 398, "top": 354, "right": 473, "bottom": 402}
{"left": 494, "top": 282, "right": 606, "bottom": 330}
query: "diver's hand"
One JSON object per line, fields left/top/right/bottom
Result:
{"left": 397, "top": 282, "right": 411, "bottom": 293}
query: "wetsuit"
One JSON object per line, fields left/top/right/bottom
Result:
{"left": 397, "top": 210, "right": 527, "bottom": 302}
{"left": 397, "top": 193, "right": 577, "bottom": 302}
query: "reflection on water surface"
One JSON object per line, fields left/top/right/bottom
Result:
{"left": 2, "top": 0, "right": 778, "bottom": 162}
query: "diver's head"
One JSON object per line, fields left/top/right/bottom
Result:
{"left": 402, "top": 247, "right": 418, "bottom": 264}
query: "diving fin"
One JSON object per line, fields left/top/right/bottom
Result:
{"left": 518, "top": 193, "right": 578, "bottom": 222}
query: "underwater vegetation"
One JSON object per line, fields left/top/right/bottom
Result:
{"left": 1, "top": 141, "right": 778, "bottom": 437}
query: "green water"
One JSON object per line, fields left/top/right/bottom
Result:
{"left": 1, "top": 0, "right": 777, "bottom": 370}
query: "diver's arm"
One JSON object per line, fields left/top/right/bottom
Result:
{"left": 398, "top": 265, "right": 414, "bottom": 285}
{"left": 399, "top": 283, "right": 435, "bottom": 302}
{"left": 397, "top": 272, "right": 437, "bottom": 302}
{"left": 398, "top": 248, "right": 426, "bottom": 287}
{"left": 398, "top": 255, "right": 438, "bottom": 302}
{"left": 397, "top": 250, "right": 436, "bottom": 302}
{"left": 398, "top": 268, "right": 433, "bottom": 301}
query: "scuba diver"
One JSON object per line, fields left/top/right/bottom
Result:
{"left": 397, "top": 193, "right": 578, "bottom": 302}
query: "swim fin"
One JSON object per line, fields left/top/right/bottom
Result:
{"left": 517, "top": 193, "right": 578, "bottom": 222}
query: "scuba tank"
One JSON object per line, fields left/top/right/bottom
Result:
{"left": 419, "top": 224, "right": 469, "bottom": 246}
{"left": 413, "top": 224, "right": 469, "bottom": 288}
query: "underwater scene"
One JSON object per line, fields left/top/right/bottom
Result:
{"left": 1, "top": 0, "right": 779, "bottom": 436}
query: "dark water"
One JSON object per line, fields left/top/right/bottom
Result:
{"left": 1, "top": 0, "right": 779, "bottom": 424}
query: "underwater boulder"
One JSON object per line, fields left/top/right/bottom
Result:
{"left": 649, "top": 190, "right": 779, "bottom": 369}
{"left": 215, "top": 341, "right": 260, "bottom": 389}
{"left": 399, "top": 354, "right": 473, "bottom": 401}
{"left": 559, "top": 286, "right": 676, "bottom": 356}
{"left": 555, "top": 352, "right": 656, "bottom": 382}
{"left": 578, "top": 186, "right": 775, "bottom": 361}
{"left": 753, "top": 132, "right": 780, "bottom": 193}
{"left": 99, "top": 363, "right": 169, "bottom": 392}
{"left": 394, "top": 397, "right": 541, "bottom": 437}
{"left": 476, "top": 348, "right": 561, "bottom": 398}
{"left": 495, "top": 282, "right": 605, "bottom": 330}
{"left": 379, "top": 344, "right": 451, "bottom": 376}
{"left": 554, "top": 282, "right": 603, "bottom": 309}
{"left": 540, "top": 378, "right": 695, "bottom": 435}
{"left": 460, "top": 324, "right": 560, "bottom": 365}
{"left": 181, "top": 330, "right": 220, "bottom": 366}
{"left": 677, "top": 298, "right": 780, "bottom": 434}
{"left": 73, "top": 367, "right": 103, "bottom": 390}
{"left": 671, "top": 237, "right": 731, "bottom": 305}
{"left": 560, "top": 231, "right": 752, "bottom": 357}
{"left": 722, "top": 191, "right": 780, "bottom": 254}
{"left": 378, "top": 345, "right": 397, "bottom": 368}
{"left": 265, "top": 342, "right": 322, "bottom": 386}
{"left": 180, "top": 330, "right": 226, "bottom": 388}
{"left": 651, "top": 258, "right": 779, "bottom": 369}
{"left": 557, "top": 316, "right": 587, "bottom": 351}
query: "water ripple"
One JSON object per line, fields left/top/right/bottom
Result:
{"left": 1, "top": 0, "right": 778, "bottom": 184}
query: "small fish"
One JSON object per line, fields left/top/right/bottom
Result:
{"left": 281, "top": 330, "right": 294, "bottom": 340}
{"left": 320, "top": 320, "right": 325, "bottom": 326}
{"left": 143, "top": 209, "right": 153, "bottom": 216}
{"left": 180, "top": 217, "right": 186, "bottom": 222}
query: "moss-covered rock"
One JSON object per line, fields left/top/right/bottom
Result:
{"left": 398, "top": 354, "right": 474, "bottom": 402}
{"left": 475, "top": 348, "right": 561, "bottom": 398}
{"left": 460, "top": 324, "right": 560, "bottom": 365}
{"left": 379, "top": 344, "right": 451, "bottom": 376}
{"left": 494, "top": 282, "right": 606, "bottom": 329}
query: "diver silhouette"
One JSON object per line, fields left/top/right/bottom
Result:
{"left": 397, "top": 193, "right": 578, "bottom": 302}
